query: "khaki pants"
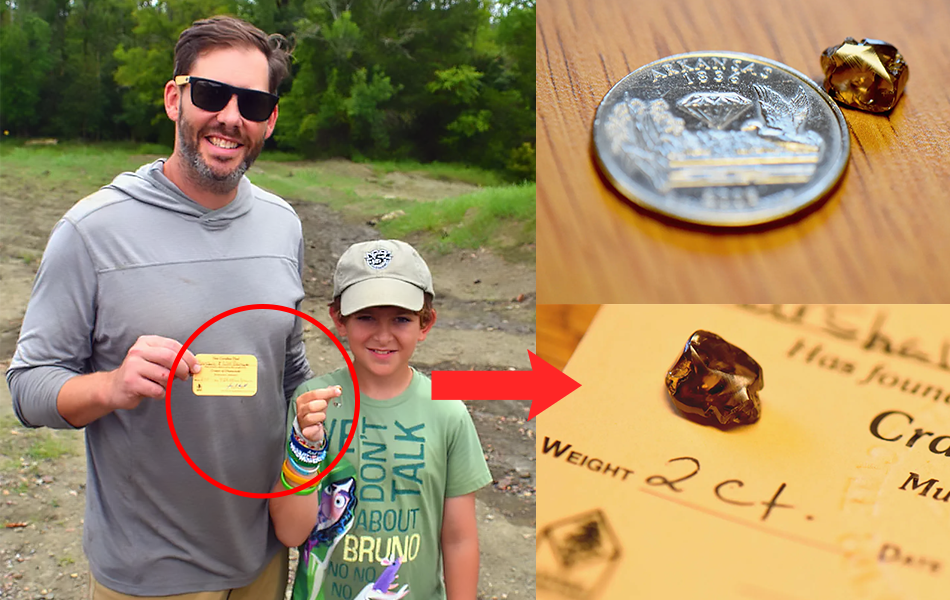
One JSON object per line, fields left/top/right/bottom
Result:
{"left": 88, "top": 549, "right": 288, "bottom": 600}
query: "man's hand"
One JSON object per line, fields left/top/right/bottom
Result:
{"left": 296, "top": 385, "right": 342, "bottom": 443}
{"left": 104, "top": 335, "right": 200, "bottom": 411}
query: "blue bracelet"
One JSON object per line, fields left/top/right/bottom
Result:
{"left": 289, "top": 428, "right": 327, "bottom": 465}
{"left": 286, "top": 455, "right": 316, "bottom": 477}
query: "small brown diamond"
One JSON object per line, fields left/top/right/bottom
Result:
{"left": 821, "top": 38, "right": 908, "bottom": 113}
{"left": 666, "top": 330, "right": 763, "bottom": 427}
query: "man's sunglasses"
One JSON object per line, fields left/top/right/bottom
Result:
{"left": 174, "top": 75, "right": 279, "bottom": 122}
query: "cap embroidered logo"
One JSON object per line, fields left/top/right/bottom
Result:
{"left": 364, "top": 249, "right": 393, "bottom": 270}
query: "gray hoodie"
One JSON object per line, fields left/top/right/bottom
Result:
{"left": 6, "top": 160, "right": 313, "bottom": 595}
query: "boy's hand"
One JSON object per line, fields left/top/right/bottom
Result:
{"left": 296, "top": 385, "right": 342, "bottom": 443}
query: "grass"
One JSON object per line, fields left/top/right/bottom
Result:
{"left": 0, "top": 414, "right": 27, "bottom": 471}
{"left": 255, "top": 149, "right": 306, "bottom": 162}
{"left": 252, "top": 161, "right": 367, "bottom": 207}
{"left": 0, "top": 140, "right": 535, "bottom": 259}
{"left": 0, "top": 140, "right": 169, "bottom": 194}
{"left": 0, "top": 414, "right": 79, "bottom": 486}
{"left": 25, "top": 433, "right": 75, "bottom": 460}
{"left": 377, "top": 182, "right": 536, "bottom": 256}
{"left": 360, "top": 159, "right": 505, "bottom": 187}
{"left": 249, "top": 156, "right": 535, "bottom": 259}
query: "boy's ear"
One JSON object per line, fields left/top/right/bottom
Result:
{"left": 329, "top": 307, "right": 347, "bottom": 337}
{"left": 418, "top": 308, "right": 437, "bottom": 342}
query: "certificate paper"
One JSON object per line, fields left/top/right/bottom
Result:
{"left": 191, "top": 354, "right": 258, "bottom": 396}
{"left": 537, "top": 305, "right": 950, "bottom": 599}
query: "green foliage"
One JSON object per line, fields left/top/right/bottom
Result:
{"left": 236, "top": 0, "right": 275, "bottom": 32}
{"left": 446, "top": 109, "right": 492, "bottom": 137}
{"left": 113, "top": 0, "right": 238, "bottom": 143}
{"left": 52, "top": 0, "right": 136, "bottom": 139}
{"left": 0, "top": 12, "right": 53, "bottom": 135}
{"left": 274, "top": 65, "right": 328, "bottom": 152}
{"left": 323, "top": 11, "right": 361, "bottom": 61}
{"left": 113, "top": 45, "right": 173, "bottom": 140}
{"left": 427, "top": 65, "right": 484, "bottom": 105}
{"left": 317, "top": 70, "right": 349, "bottom": 132}
{"left": 1, "top": 0, "right": 535, "bottom": 180}
{"left": 346, "top": 67, "right": 399, "bottom": 152}
{"left": 496, "top": 2, "right": 535, "bottom": 110}
{"left": 506, "top": 141, "right": 535, "bottom": 182}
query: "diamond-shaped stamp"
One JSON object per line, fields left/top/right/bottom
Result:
{"left": 537, "top": 509, "right": 622, "bottom": 599}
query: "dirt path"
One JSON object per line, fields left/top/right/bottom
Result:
{"left": 0, "top": 160, "right": 535, "bottom": 600}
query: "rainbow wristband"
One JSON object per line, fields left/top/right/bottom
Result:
{"left": 282, "top": 459, "right": 312, "bottom": 485}
{"left": 282, "top": 418, "right": 326, "bottom": 495}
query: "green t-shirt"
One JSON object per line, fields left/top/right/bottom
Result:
{"left": 290, "top": 368, "right": 492, "bottom": 600}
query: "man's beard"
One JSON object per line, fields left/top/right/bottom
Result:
{"left": 177, "top": 110, "right": 266, "bottom": 196}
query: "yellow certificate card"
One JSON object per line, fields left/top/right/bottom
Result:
{"left": 192, "top": 354, "right": 258, "bottom": 396}
{"left": 538, "top": 305, "right": 950, "bottom": 600}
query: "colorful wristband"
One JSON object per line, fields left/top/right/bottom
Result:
{"left": 280, "top": 470, "right": 317, "bottom": 495}
{"left": 289, "top": 424, "right": 327, "bottom": 465}
{"left": 293, "top": 417, "right": 326, "bottom": 449}
{"left": 289, "top": 435, "right": 326, "bottom": 466}
{"left": 282, "top": 459, "right": 311, "bottom": 486}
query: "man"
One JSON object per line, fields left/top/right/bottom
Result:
{"left": 6, "top": 16, "right": 311, "bottom": 600}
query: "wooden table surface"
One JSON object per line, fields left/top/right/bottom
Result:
{"left": 536, "top": 305, "right": 601, "bottom": 371}
{"left": 537, "top": 0, "right": 950, "bottom": 303}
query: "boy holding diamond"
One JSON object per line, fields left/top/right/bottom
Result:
{"left": 270, "top": 239, "right": 492, "bottom": 600}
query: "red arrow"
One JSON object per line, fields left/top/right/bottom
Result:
{"left": 431, "top": 351, "right": 581, "bottom": 420}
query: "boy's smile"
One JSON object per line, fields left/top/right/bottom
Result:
{"left": 332, "top": 305, "right": 436, "bottom": 399}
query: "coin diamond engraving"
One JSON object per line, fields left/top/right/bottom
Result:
{"left": 605, "top": 86, "right": 822, "bottom": 192}
{"left": 594, "top": 52, "right": 849, "bottom": 226}
{"left": 676, "top": 92, "right": 752, "bottom": 129}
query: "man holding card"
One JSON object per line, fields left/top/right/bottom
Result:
{"left": 6, "top": 16, "right": 310, "bottom": 600}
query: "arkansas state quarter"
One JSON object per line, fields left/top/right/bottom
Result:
{"left": 593, "top": 51, "right": 850, "bottom": 226}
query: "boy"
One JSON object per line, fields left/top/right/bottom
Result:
{"left": 270, "top": 239, "right": 493, "bottom": 600}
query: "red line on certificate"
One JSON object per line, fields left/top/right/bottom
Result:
{"left": 639, "top": 487, "right": 844, "bottom": 556}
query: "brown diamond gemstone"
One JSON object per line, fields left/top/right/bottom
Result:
{"left": 665, "top": 330, "right": 763, "bottom": 427}
{"left": 821, "top": 37, "right": 908, "bottom": 113}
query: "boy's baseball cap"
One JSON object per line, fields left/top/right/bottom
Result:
{"left": 333, "top": 240, "right": 434, "bottom": 316}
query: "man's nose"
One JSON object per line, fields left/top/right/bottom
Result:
{"left": 215, "top": 93, "right": 243, "bottom": 126}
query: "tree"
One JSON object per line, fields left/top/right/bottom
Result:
{"left": 113, "top": 0, "right": 237, "bottom": 143}
{"left": 0, "top": 9, "right": 54, "bottom": 136}
{"left": 0, "top": 0, "right": 536, "bottom": 180}
{"left": 52, "top": 0, "right": 136, "bottom": 139}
